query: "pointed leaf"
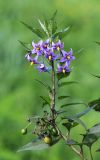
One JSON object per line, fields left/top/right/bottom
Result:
{"left": 62, "top": 116, "right": 87, "bottom": 130}
{"left": 53, "top": 26, "right": 70, "bottom": 39}
{"left": 96, "top": 148, "right": 100, "bottom": 152}
{"left": 58, "top": 81, "right": 78, "bottom": 88}
{"left": 35, "top": 79, "right": 51, "bottom": 92}
{"left": 21, "top": 21, "right": 45, "bottom": 38}
{"left": 40, "top": 96, "right": 51, "bottom": 107}
{"left": 49, "top": 10, "right": 57, "bottom": 34}
{"left": 88, "top": 98, "right": 100, "bottom": 112}
{"left": 18, "top": 40, "right": 31, "bottom": 51}
{"left": 62, "top": 105, "right": 96, "bottom": 130}
{"left": 82, "top": 124, "right": 100, "bottom": 147}
{"left": 17, "top": 138, "right": 50, "bottom": 152}
{"left": 82, "top": 134, "right": 98, "bottom": 147}
{"left": 88, "top": 123, "right": 100, "bottom": 138}
{"left": 66, "top": 139, "right": 81, "bottom": 146}
{"left": 60, "top": 102, "right": 85, "bottom": 108}
{"left": 56, "top": 110, "right": 68, "bottom": 115}
{"left": 74, "top": 105, "right": 96, "bottom": 118}
{"left": 95, "top": 41, "right": 100, "bottom": 45}
{"left": 91, "top": 73, "right": 100, "bottom": 79}
{"left": 69, "top": 117, "right": 87, "bottom": 130}
{"left": 58, "top": 96, "right": 70, "bottom": 100}
{"left": 62, "top": 121, "right": 78, "bottom": 131}
{"left": 38, "top": 20, "right": 49, "bottom": 36}
{"left": 57, "top": 72, "right": 70, "bottom": 81}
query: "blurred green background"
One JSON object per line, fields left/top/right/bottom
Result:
{"left": 0, "top": 0, "right": 100, "bottom": 159}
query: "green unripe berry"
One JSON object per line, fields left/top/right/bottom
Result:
{"left": 21, "top": 128, "right": 27, "bottom": 135}
{"left": 51, "top": 128, "right": 58, "bottom": 136}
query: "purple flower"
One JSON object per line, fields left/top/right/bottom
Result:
{"left": 57, "top": 63, "right": 70, "bottom": 73}
{"left": 25, "top": 54, "right": 39, "bottom": 65}
{"left": 52, "top": 40, "right": 64, "bottom": 51}
{"left": 37, "top": 63, "right": 50, "bottom": 72}
{"left": 42, "top": 39, "right": 50, "bottom": 52}
{"left": 44, "top": 49, "right": 59, "bottom": 61}
{"left": 31, "top": 40, "right": 43, "bottom": 56}
{"left": 60, "top": 49, "right": 75, "bottom": 65}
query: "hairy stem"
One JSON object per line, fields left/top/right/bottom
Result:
{"left": 51, "top": 61, "right": 56, "bottom": 119}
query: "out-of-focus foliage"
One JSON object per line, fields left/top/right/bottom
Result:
{"left": 0, "top": 0, "right": 100, "bottom": 160}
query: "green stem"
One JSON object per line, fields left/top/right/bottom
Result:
{"left": 55, "top": 125, "right": 86, "bottom": 160}
{"left": 89, "top": 147, "right": 93, "bottom": 160}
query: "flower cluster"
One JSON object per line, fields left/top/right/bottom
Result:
{"left": 25, "top": 39, "right": 75, "bottom": 73}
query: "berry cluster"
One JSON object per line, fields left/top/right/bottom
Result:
{"left": 25, "top": 39, "right": 75, "bottom": 73}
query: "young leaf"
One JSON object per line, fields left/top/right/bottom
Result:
{"left": 57, "top": 72, "right": 70, "bottom": 81}
{"left": 35, "top": 79, "right": 51, "bottom": 92}
{"left": 21, "top": 21, "right": 45, "bottom": 38}
{"left": 60, "top": 102, "right": 85, "bottom": 108}
{"left": 88, "top": 98, "right": 100, "bottom": 112}
{"left": 58, "top": 81, "right": 78, "bottom": 88}
{"left": 49, "top": 10, "right": 57, "bottom": 34}
{"left": 38, "top": 20, "right": 49, "bottom": 37}
{"left": 53, "top": 26, "right": 70, "bottom": 39}
{"left": 18, "top": 40, "right": 31, "bottom": 51}
{"left": 17, "top": 138, "right": 50, "bottom": 152}
{"left": 58, "top": 96, "right": 70, "bottom": 100}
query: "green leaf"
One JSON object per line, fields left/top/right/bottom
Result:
{"left": 57, "top": 72, "right": 70, "bottom": 81}
{"left": 58, "top": 96, "right": 70, "bottom": 100}
{"left": 18, "top": 40, "right": 31, "bottom": 51}
{"left": 74, "top": 105, "right": 95, "bottom": 118}
{"left": 49, "top": 10, "right": 57, "bottom": 34}
{"left": 17, "top": 138, "right": 50, "bottom": 152}
{"left": 69, "top": 117, "right": 87, "bottom": 130}
{"left": 53, "top": 26, "right": 70, "bottom": 39}
{"left": 82, "top": 123, "right": 100, "bottom": 147}
{"left": 96, "top": 148, "right": 100, "bottom": 152}
{"left": 62, "top": 105, "right": 96, "bottom": 130}
{"left": 82, "top": 134, "right": 98, "bottom": 147}
{"left": 40, "top": 96, "right": 51, "bottom": 107}
{"left": 56, "top": 110, "right": 68, "bottom": 115}
{"left": 62, "top": 116, "right": 87, "bottom": 130}
{"left": 88, "top": 123, "right": 100, "bottom": 138}
{"left": 38, "top": 20, "right": 49, "bottom": 37}
{"left": 21, "top": 21, "right": 45, "bottom": 38}
{"left": 91, "top": 73, "right": 100, "bottom": 79}
{"left": 58, "top": 81, "right": 78, "bottom": 88}
{"left": 88, "top": 98, "right": 100, "bottom": 112}
{"left": 62, "top": 121, "right": 78, "bottom": 131}
{"left": 35, "top": 79, "right": 51, "bottom": 92}
{"left": 95, "top": 41, "right": 100, "bottom": 45}
{"left": 60, "top": 102, "right": 85, "bottom": 108}
{"left": 66, "top": 139, "right": 81, "bottom": 146}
